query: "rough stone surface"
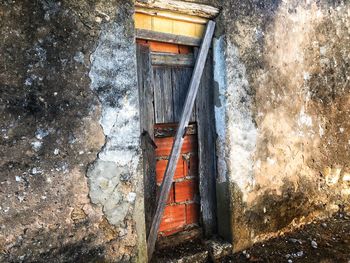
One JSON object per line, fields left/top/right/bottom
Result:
{"left": 155, "top": 251, "right": 209, "bottom": 263}
{"left": 1, "top": 0, "right": 350, "bottom": 261}
{"left": 215, "top": 0, "right": 350, "bottom": 252}
{"left": 205, "top": 238, "right": 232, "bottom": 262}
{"left": 87, "top": 2, "right": 147, "bottom": 261}
{"left": 0, "top": 0, "right": 145, "bottom": 262}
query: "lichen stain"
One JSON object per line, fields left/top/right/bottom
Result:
{"left": 223, "top": 0, "right": 350, "bottom": 251}
{"left": 0, "top": 0, "right": 140, "bottom": 262}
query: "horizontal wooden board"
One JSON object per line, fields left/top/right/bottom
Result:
{"left": 136, "top": 29, "right": 201, "bottom": 46}
{"left": 156, "top": 227, "right": 202, "bottom": 249}
{"left": 151, "top": 52, "right": 195, "bottom": 67}
{"left": 154, "top": 123, "right": 197, "bottom": 138}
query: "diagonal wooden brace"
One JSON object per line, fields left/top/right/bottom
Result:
{"left": 146, "top": 20, "right": 216, "bottom": 261}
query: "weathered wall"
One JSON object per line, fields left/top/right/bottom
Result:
{"left": 215, "top": 0, "right": 350, "bottom": 251}
{"left": 0, "top": 0, "right": 146, "bottom": 262}
{"left": 2, "top": 0, "right": 350, "bottom": 261}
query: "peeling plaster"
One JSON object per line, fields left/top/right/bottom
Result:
{"left": 221, "top": 0, "right": 350, "bottom": 252}
{"left": 225, "top": 42, "right": 258, "bottom": 196}
{"left": 88, "top": 20, "right": 141, "bottom": 227}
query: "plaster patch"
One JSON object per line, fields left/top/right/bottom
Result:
{"left": 87, "top": 20, "right": 141, "bottom": 227}
{"left": 225, "top": 41, "right": 258, "bottom": 196}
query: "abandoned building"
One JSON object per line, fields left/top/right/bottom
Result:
{"left": 1, "top": 0, "right": 350, "bottom": 262}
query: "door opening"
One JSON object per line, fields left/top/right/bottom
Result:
{"left": 137, "top": 38, "right": 217, "bottom": 248}
{"left": 154, "top": 123, "right": 200, "bottom": 238}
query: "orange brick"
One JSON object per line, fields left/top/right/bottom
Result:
{"left": 156, "top": 159, "right": 184, "bottom": 184}
{"left": 149, "top": 41, "right": 179, "bottom": 53}
{"left": 186, "top": 203, "right": 200, "bottom": 225}
{"left": 155, "top": 135, "right": 198, "bottom": 156}
{"left": 174, "top": 179, "right": 198, "bottom": 203}
{"left": 178, "top": 45, "right": 192, "bottom": 54}
{"left": 159, "top": 204, "right": 186, "bottom": 233}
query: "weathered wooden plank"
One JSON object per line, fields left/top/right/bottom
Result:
{"left": 151, "top": 52, "right": 195, "bottom": 67}
{"left": 137, "top": 44, "right": 157, "bottom": 237}
{"left": 147, "top": 21, "right": 215, "bottom": 261}
{"left": 195, "top": 49, "right": 217, "bottom": 237}
{"left": 156, "top": 227, "right": 203, "bottom": 249}
{"left": 138, "top": 45, "right": 155, "bottom": 138}
{"left": 154, "top": 123, "right": 197, "bottom": 138}
{"left": 171, "top": 67, "right": 196, "bottom": 122}
{"left": 136, "top": 29, "right": 201, "bottom": 46}
{"left": 153, "top": 67, "right": 174, "bottom": 123}
{"left": 135, "top": 0, "right": 219, "bottom": 19}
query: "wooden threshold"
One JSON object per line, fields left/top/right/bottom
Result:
{"left": 156, "top": 226, "right": 203, "bottom": 249}
{"left": 136, "top": 29, "right": 201, "bottom": 47}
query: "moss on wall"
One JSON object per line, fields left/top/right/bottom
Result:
{"left": 1, "top": 0, "right": 350, "bottom": 260}
{"left": 0, "top": 0, "right": 146, "bottom": 262}
{"left": 215, "top": 0, "right": 350, "bottom": 251}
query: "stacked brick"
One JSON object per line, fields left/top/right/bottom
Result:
{"left": 136, "top": 39, "right": 192, "bottom": 54}
{"left": 154, "top": 124, "right": 200, "bottom": 237}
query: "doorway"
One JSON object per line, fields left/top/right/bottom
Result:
{"left": 136, "top": 38, "right": 217, "bottom": 247}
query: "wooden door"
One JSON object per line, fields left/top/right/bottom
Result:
{"left": 137, "top": 40, "right": 217, "bottom": 242}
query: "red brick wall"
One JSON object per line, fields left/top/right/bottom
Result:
{"left": 154, "top": 123, "right": 200, "bottom": 237}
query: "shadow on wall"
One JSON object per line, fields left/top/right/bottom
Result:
{"left": 1, "top": 208, "right": 138, "bottom": 262}
{"left": 2, "top": 0, "right": 100, "bottom": 128}
{"left": 1, "top": 227, "right": 105, "bottom": 263}
{"left": 221, "top": 0, "right": 350, "bottom": 251}
{"left": 230, "top": 176, "right": 346, "bottom": 250}
{"left": 245, "top": 178, "right": 323, "bottom": 234}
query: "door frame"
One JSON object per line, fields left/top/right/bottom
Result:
{"left": 134, "top": 0, "right": 219, "bottom": 241}
{"left": 136, "top": 37, "right": 217, "bottom": 238}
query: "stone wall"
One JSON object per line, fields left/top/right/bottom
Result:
{"left": 1, "top": 0, "right": 350, "bottom": 261}
{"left": 0, "top": 0, "right": 146, "bottom": 262}
{"left": 215, "top": 0, "right": 350, "bottom": 251}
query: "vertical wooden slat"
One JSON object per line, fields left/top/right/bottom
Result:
{"left": 196, "top": 49, "right": 217, "bottom": 237}
{"left": 137, "top": 44, "right": 157, "bottom": 236}
{"left": 172, "top": 67, "right": 194, "bottom": 122}
{"left": 138, "top": 44, "right": 156, "bottom": 139}
{"left": 153, "top": 67, "right": 174, "bottom": 123}
{"left": 147, "top": 21, "right": 215, "bottom": 261}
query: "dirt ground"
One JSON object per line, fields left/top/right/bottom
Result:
{"left": 152, "top": 212, "right": 350, "bottom": 262}
{"left": 227, "top": 212, "right": 350, "bottom": 263}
